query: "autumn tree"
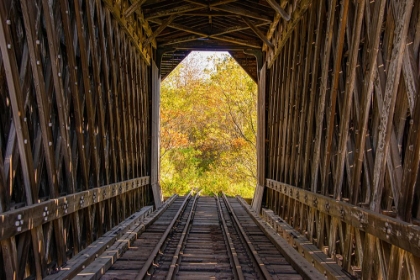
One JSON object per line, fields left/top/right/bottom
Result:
{"left": 160, "top": 52, "right": 257, "bottom": 198}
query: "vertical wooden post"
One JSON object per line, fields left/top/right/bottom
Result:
{"left": 252, "top": 63, "right": 267, "bottom": 212}
{"left": 151, "top": 60, "right": 162, "bottom": 208}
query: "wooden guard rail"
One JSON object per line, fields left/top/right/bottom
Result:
{"left": 266, "top": 179, "right": 420, "bottom": 277}
{"left": 0, "top": 177, "right": 150, "bottom": 242}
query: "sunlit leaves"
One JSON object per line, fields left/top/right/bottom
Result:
{"left": 160, "top": 52, "right": 257, "bottom": 198}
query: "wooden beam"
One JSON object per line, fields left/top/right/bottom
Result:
{"left": 0, "top": 1, "right": 36, "bottom": 206}
{"left": 105, "top": 9, "right": 126, "bottom": 180}
{"left": 86, "top": 0, "right": 110, "bottom": 185}
{"left": 60, "top": 0, "right": 90, "bottom": 189}
{"left": 265, "top": 0, "right": 291, "bottom": 21}
{"left": 102, "top": 0, "right": 151, "bottom": 64}
{"left": 350, "top": 0, "right": 386, "bottom": 205}
{"left": 370, "top": 0, "right": 414, "bottom": 212}
{"left": 241, "top": 16, "right": 274, "bottom": 49}
{"left": 0, "top": 177, "right": 150, "bottom": 242}
{"left": 95, "top": 0, "right": 118, "bottom": 182}
{"left": 252, "top": 63, "right": 267, "bottom": 212}
{"left": 183, "top": 0, "right": 238, "bottom": 8}
{"left": 151, "top": 61, "right": 162, "bottom": 207}
{"left": 145, "top": 4, "right": 202, "bottom": 19}
{"left": 143, "top": 15, "right": 176, "bottom": 46}
{"left": 310, "top": 0, "right": 337, "bottom": 193}
{"left": 261, "top": 208, "right": 351, "bottom": 279}
{"left": 41, "top": 0, "right": 75, "bottom": 193}
{"left": 0, "top": 2, "right": 47, "bottom": 277}
{"left": 74, "top": 0, "right": 101, "bottom": 188}
{"left": 212, "top": 4, "right": 273, "bottom": 22}
{"left": 44, "top": 205, "right": 154, "bottom": 280}
{"left": 319, "top": 0, "right": 350, "bottom": 196}
{"left": 124, "top": 0, "right": 147, "bottom": 18}
{"left": 296, "top": 0, "right": 316, "bottom": 189}
{"left": 20, "top": 0, "right": 68, "bottom": 267}
{"left": 267, "top": 0, "right": 310, "bottom": 68}
{"left": 161, "top": 34, "right": 261, "bottom": 49}
{"left": 150, "top": 17, "right": 268, "bottom": 38}
{"left": 266, "top": 179, "right": 420, "bottom": 258}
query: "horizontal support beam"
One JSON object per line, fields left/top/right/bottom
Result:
{"left": 212, "top": 4, "right": 272, "bottom": 22}
{"left": 0, "top": 177, "right": 150, "bottom": 241}
{"left": 266, "top": 179, "right": 420, "bottom": 258}
{"left": 262, "top": 208, "right": 351, "bottom": 280}
{"left": 44, "top": 204, "right": 155, "bottom": 280}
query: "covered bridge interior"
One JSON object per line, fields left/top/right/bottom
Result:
{"left": 1, "top": 0, "right": 420, "bottom": 279}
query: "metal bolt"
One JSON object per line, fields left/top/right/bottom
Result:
{"left": 6, "top": 20, "right": 11, "bottom": 25}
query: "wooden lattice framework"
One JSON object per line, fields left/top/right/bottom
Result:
{"left": 258, "top": 0, "right": 420, "bottom": 278}
{"left": 0, "top": 0, "right": 155, "bottom": 278}
{"left": 1, "top": 0, "right": 420, "bottom": 279}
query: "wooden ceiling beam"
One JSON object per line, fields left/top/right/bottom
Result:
{"left": 150, "top": 18, "right": 267, "bottom": 38}
{"left": 211, "top": 4, "right": 272, "bottom": 22}
{"left": 183, "top": 0, "right": 238, "bottom": 8}
{"left": 145, "top": 4, "right": 203, "bottom": 19}
{"left": 160, "top": 35, "right": 205, "bottom": 45}
{"left": 181, "top": 12, "right": 238, "bottom": 16}
{"left": 124, "top": 0, "right": 147, "bottom": 18}
{"left": 241, "top": 16, "right": 273, "bottom": 49}
{"left": 159, "top": 39, "right": 260, "bottom": 50}
{"left": 145, "top": 0, "right": 240, "bottom": 19}
{"left": 160, "top": 33, "right": 261, "bottom": 49}
{"left": 265, "top": 0, "right": 291, "bottom": 21}
{"left": 143, "top": 15, "right": 176, "bottom": 46}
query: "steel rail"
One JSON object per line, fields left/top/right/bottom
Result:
{"left": 216, "top": 196, "right": 243, "bottom": 280}
{"left": 165, "top": 194, "right": 200, "bottom": 280}
{"left": 222, "top": 193, "right": 273, "bottom": 280}
{"left": 135, "top": 193, "right": 192, "bottom": 280}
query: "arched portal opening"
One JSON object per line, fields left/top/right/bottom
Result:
{"left": 159, "top": 51, "right": 258, "bottom": 198}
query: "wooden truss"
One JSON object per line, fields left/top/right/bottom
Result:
{"left": 0, "top": 0, "right": 153, "bottom": 278}
{"left": 262, "top": 0, "right": 420, "bottom": 278}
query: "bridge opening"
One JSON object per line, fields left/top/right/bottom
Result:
{"left": 160, "top": 51, "right": 257, "bottom": 198}
{"left": 2, "top": 0, "right": 420, "bottom": 278}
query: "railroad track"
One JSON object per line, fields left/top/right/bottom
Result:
{"left": 101, "top": 195, "right": 319, "bottom": 279}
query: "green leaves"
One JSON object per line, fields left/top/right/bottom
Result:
{"left": 160, "top": 52, "right": 257, "bottom": 198}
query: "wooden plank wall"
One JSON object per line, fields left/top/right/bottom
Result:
{"left": 0, "top": 0, "right": 154, "bottom": 278}
{"left": 264, "top": 0, "right": 420, "bottom": 278}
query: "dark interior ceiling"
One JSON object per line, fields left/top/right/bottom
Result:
{"left": 136, "top": 0, "right": 290, "bottom": 81}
